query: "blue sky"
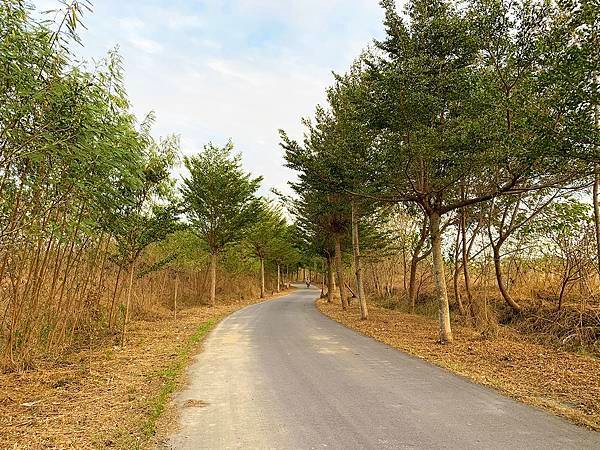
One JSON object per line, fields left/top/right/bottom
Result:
{"left": 36, "top": 0, "right": 386, "bottom": 195}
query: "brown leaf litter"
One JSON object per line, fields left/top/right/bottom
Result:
{"left": 0, "top": 291, "right": 290, "bottom": 449}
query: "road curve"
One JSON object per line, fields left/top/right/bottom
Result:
{"left": 165, "top": 287, "right": 600, "bottom": 449}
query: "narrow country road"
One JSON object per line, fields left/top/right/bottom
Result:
{"left": 164, "top": 287, "right": 600, "bottom": 449}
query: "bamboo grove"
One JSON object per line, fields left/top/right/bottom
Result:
{"left": 282, "top": 0, "right": 600, "bottom": 347}
{"left": 0, "top": 1, "right": 301, "bottom": 370}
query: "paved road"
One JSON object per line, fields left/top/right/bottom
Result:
{"left": 165, "top": 287, "right": 600, "bottom": 449}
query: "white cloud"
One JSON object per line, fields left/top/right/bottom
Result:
{"left": 46, "top": 0, "right": 386, "bottom": 196}
{"left": 129, "top": 37, "right": 163, "bottom": 54}
{"left": 117, "top": 17, "right": 145, "bottom": 32}
{"left": 163, "top": 12, "right": 205, "bottom": 30}
{"left": 206, "top": 59, "right": 263, "bottom": 86}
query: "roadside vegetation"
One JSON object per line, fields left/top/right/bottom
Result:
{"left": 281, "top": 0, "right": 600, "bottom": 428}
{"left": 1, "top": 300, "right": 282, "bottom": 448}
{"left": 282, "top": 0, "right": 600, "bottom": 352}
{"left": 0, "top": 0, "right": 300, "bottom": 371}
{"left": 1, "top": 1, "right": 300, "bottom": 446}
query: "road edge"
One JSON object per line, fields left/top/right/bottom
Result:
{"left": 150, "top": 288, "right": 297, "bottom": 448}
{"left": 315, "top": 298, "right": 600, "bottom": 432}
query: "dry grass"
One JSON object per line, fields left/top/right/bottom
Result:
{"left": 317, "top": 298, "right": 600, "bottom": 431}
{"left": 0, "top": 291, "right": 290, "bottom": 449}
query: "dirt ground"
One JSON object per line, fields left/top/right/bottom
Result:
{"left": 0, "top": 291, "right": 288, "bottom": 449}
{"left": 317, "top": 299, "right": 600, "bottom": 431}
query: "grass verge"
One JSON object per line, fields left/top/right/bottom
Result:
{"left": 142, "top": 318, "right": 217, "bottom": 440}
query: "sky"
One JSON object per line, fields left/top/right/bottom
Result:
{"left": 35, "top": 0, "right": 386, "bottom": 196}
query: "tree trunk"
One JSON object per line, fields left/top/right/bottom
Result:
{"left": 430, "top": 211, "right": 453, "bottom": 343}
{"left": 373, "top": 266, "right": 382, "bottom": 296}
{"left": 452, "top": 258, "right": 461, "bottom": 316}
{"left": 327, "top": 256, "right": 334, "bottom": 303}
{"left": 334, "top": 235, "right": 347, "bottom": 310}
{"left": 452, "top": 226, "right": 465, "bottom": 316}
{"left": 209, "top": 251, "right": 217, "bottom": 306}
{"left": 594, "top": 165, "right": 600, "bottom": 276}
{"left": 492, "top": 244, "right": 522, "bottom": 312}
{"left": 331, "top": 263, "right": 337, "bottom": 291}
{"left": 408, "top": 256, "right": 419, "bottom": 311}
{"left": 351, "top": 200, "right": 368, "bottom": 320}
{"left": 109, "top": 265, "right": 123, "bottom": 329}
{"left": 260, "top": 257, "right": 265, "bottom": 298}
{"left": 460, "top": 207, "right": 474, "bottom": 316}
{"left": 557, "top": 276, "right": 568, "bottom": 312}
{"left": 276, "top": 263, "right": 281, "bottom": 293}
{"left": 121, "top": 262, "right": 135, "bottom": 346}
{"left": 174, "top": 273, "right": 179, "bottom": 320}
{"left": 402, "top": 246, "right": 408, "bottom": 292}
{"left": 594, "top": 94, "right": 600, "bottom": 275}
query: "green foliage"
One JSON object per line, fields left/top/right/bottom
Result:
{"left": 283, "top": 0, "right": 599, "bottom": 246}
{"left": 100, "top": 117, "right": 180, "bottom": 268}
{"left": 284, "top": 0, "right": 597, "bottom": 222}
{"left": 220, "top": 242, "right": 259, "bottom": 275}
{"left": 1, "top": 0, "right": 180, "bottom": 270}
{"left": 281, "top": 0, "right": 600, "bottom": 336}
{"left": 0, "top": 0, "right": 186, "bottom": 362}
{"left": 154, "top": 230, "right": 208, "bottom": 271}
{"left": 245, "top": 201, "right": 287, "bottom": 259}
{"left": 525, "top": 198, "right": 593, "bottom": 238}
{"left": 181, "top": 141, "right": 262, "bottom": 254}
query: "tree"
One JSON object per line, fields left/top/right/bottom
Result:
{"left": 285, "top": 171, "right": 351, "bottom": 309}
{"left": 268, "top": 224, "right": 301, "bottom": 293}
{"left": 525, "top": 199, "right": 595, "bottom": 311}
{"left": 181, "top": 142, "right": 261, "bottom": 306}
{"left": 339, "top": 0, "right": 592, "bottom": 341}
{"left": 282, "top": 110, "right": 353, "bottom": 309}
{"left": 100, "top": 115, "right": 179, "bottom": 344}
{"left": 327, "top": 70, "right": 379, "bottom": 320}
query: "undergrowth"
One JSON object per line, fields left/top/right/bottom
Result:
{"left": 372, "top": 293, "right": 600, "bottom": 357}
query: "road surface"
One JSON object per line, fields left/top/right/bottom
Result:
{"left": 165, "top": 287, "right": 600, "bottom": 449}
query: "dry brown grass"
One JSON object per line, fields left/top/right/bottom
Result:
{"left": 0, "top": 290, "right": 291, "bottom": 449}
{"left": 317, "top": 298, "right": 600, "bottom": 431}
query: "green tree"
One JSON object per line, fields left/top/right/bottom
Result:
{"left": 336, "top": 0, "right": 592, "bottom": 341}
{"left": 181, "top": 141, "right": 261, "bottom": 306}
{"left": 100, "top": 114, "right": 179, "bottom": 344}
{"left": 269, "top": 227, "right": 301, "bottom": 292}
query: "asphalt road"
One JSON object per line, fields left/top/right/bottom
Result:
{"left": 165, "top": 287, "right": 600, "bottom": 449}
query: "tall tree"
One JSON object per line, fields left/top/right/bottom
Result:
{"left": 181, "top": 142, "right": 261, "bottom": 306}
{"left": 100, "top": 114, "right": 179, "bottom": 343}
{"left": 344, "top": 0, "right": 592, "bottom": 341}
